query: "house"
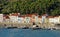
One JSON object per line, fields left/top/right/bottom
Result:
{"left": 53, "top": 16, "right": 59, "bottom": 24}
{"left": 9, "top": 16, "right": 18, "bottom": 23}
{"left": 3, "top": 15, "right": 10, "bottom": 22}
{"left": 18, "top": 15, "right": 25, "bottom": 23}
{"left": 31, "top": 14, "right": 38, "bottom": 23}
{"left": 35, "top": 15, "right": 39, "bottom": 23}
{"left": 38, "top": 16, "right": 42, "bottom": 23}
{"left": 41, "top": 14, "right": 47, "bottom": 24}
{"left": 24, "top": 14, "right": 32, "bottom": 23}
{"left": 24, "top": 17, "right": 31, "bottom": 23}
{"left": 59, "top": 16, "right": 60, "bottom": 23}
{"left": 48, "top": 16, "right": 60, "bottom": 24}
{"left": 0, "top": 14, "right": 3, "bottom": 22}
{"left": 20, "top": 13, "right": 39, "bottom": 23}
{"left": 9, "top": 13, "right": 20, "bottom": 23}
{"left": 48, "top": 16, "right": 54, "bottom": 23}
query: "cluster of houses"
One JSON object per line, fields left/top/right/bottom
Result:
{"left": 0, "top": 13, "right": 60, "bottom": 24}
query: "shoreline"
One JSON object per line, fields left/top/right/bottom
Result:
{"left": 0, "top": 22, "right": 60, "bottom": 30}
{"left": 0, "top": 27, "right": 60, "bottom": 30}
{"left": 0, "top": 26, "right": 60, "bottom": 30}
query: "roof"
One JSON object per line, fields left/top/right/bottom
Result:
{"left": 54, "top": 16, "right": 59, "bottom": 18}
{"left": 25, "top": 14, "right": 32, "bottom": 17}
{"left": 42, "top": 14, "right": 48, "bottom": 16}
{"left": 25, "top": 14, "right": 38, "bottom": 17}
{"left": 48, "top": 16, "right": 54, "bottom": 18}
{"left": 10, "top": 13, "right": 20, "bottom": 16}
{"left": 3, "top": 15, "right": 10, "bottom": 19}
{"left": 38, "top": 16, "right": 42, "bottom": 18}
{"left": 18, "top": 15, "right": 25, "bottom": 18}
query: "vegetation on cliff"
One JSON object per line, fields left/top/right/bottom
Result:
{"left": 0, "top": 0, "right": 60, "bottom": 16}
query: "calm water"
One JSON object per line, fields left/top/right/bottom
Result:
{"left": 0, "top": 29, "right": 60, "bottom": 37}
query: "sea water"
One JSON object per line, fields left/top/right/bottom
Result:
{"left": 0, "top": 28, "right": 60, "bottom": 37}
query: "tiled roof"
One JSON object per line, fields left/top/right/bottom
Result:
{"left": 18, "top": 15, "right": 25, "bottom": 18}
{"left": 38, "top": 16, "right": 42, "bottom": 18}
{"left": 25, "top": 14, "right": 38, "bottom": 17}
{"left": 3, "top": 15, "right": 10, "bottom": 19}
{"left": 54, "top": 16, "right": 59, "bottom": 17}
{"left": 10, "top": 13, "right": 20, "bottom": 16}
{"left": 48, "top": 16, "right": 54, "bottom": 18}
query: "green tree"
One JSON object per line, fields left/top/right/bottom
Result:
{"left": 0, "top": 0, "right": 60, "bottom": 16}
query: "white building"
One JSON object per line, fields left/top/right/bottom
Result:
{"left": 54, "top": 16, "right": 59, "bottom": 24}
{"left": 42, "top": 16, "right": 46, "bottom": 24}
{"left": 18, "top": 17, "right": 24, "bottom": 23}
{"left": 38, "top": 17, "right": 42, "bottom": 23}
{"left": 59, "top": 16, "right": 60, "bottom": 23}
{"left": 49, "top": 17, "right": 54, "bottom": 23}
{"left": 24, "top": 17, "right": 30, "bottom": 23}
{"left": 35, "top": 16, "right": 39, "bottom": 23}
{"left": 49, "top": 16, "right": 59, "bottom": 24}
{"left": 0, "top": 14, "right": 3, "bottom": 22}
{"left": 9, "top": 16, "right": 18, "bottom": 23}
